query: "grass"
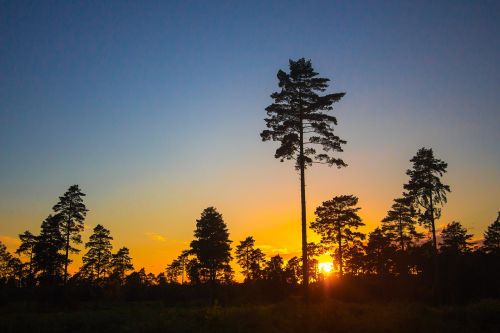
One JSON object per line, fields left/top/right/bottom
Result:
{"left": 1, "top": 299, "right": 499, "bottom": 333}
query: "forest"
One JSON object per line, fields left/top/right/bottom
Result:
{"left": 1, "top": 59, "right": 499, "bottom": 332}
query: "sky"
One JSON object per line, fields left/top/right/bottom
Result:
{"left": 1, "top": 0, "right": 499, "bottom": 276}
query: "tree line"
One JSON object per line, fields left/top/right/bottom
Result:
{"left": 1, "top": 58, "right": 498, "bottom": 304}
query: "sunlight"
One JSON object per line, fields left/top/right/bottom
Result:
{"left": 318, "top": 262, "right": 333, "bottom": 274}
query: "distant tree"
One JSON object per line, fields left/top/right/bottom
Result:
{"left": 166, "top": 258, "right": 182, "bottom": 283}
{"left": 439, "top": 221, "right": 475, "bottom": 254}
{"left": 235, "top": 236, "right": 264, "bottom": 282}
{"left": 483, "top": 212, "right": 500, "bottom": 254}
{"left": 52, "top": 185, "right": 88, "bottom": 284}
{"left": 15, "top": 230, "right": 37, "bottom": 282}
{"left": 81, "top": 224, "right": 113, "bottom": 282}
{"left": 0, "top": 241, "right": 13, "bottom": 282}
{"left": 382, "top": 195, "right": 423, "bottom": 251}
{"left": 33, "top": 215, "right": 65, "bottom": 284}
{"left": 157, "top": 272, "right": 167, "bottom": 286}
{"left": 264, "top": 255, "right": 285, "bottom": 282}
{"left": 404, "top": 148, "right": 450, "bottom": 253}
{"left": 343, "top": 243, "right": 366, "bottom": 276}
{"left": 111, "top": 247, "right": 134, "bottom": 284}
{"left": 365, "top": 228, "right": 397, "bottom": 276}
{"left": 190, "top": 207, "right": 232, "bottom": 285}
{"left": 249, "top": 248, "right": 266, "bottom": 280}
{"left": 310, "top": 195, "right": 365, "bottom": 277}
{"left": 307, "top": 242, "right": 324, "bottom": 282}
{"left": 285, "top": 256, "right": 302, "bottom": 285}
{"left": 261, "top": 58, "right": 347, "bottom": 290}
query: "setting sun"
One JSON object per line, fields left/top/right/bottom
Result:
{"left": 318, "top": 262, "right": 333, "bottom": 274}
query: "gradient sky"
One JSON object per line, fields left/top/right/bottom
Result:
{"left": 1, "top": 1, "right": 499, "bottom": 276}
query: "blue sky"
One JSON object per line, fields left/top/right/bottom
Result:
{"left": 1, "top": 0, "right": 499, "bottom": 272}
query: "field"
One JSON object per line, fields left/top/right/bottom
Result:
{"left": 1, "top": 299, "right": 499, "bottom": 333}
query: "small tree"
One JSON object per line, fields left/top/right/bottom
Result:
{"left": 52, "top": 185, "right": 88, "bottom": 284}
{"left": 365, "top": 227, "right": 397, "bottom": 276}
{"left": 382, "top": 195, "right": 423, "bottom": 251}
{"left": 33, "top": 215, "right": 65, "bottom": 284}
{"left": 439, "top": 221, "right": 474, "bottom": 254}
{"left": 264, "top": 255, "right": 285, "bottom": 283}
{"left": 81, "top": 224, "right": 113, "bottom": 282}
{"left": 190, "top": 207, "right": 232, "bottom": 285}
{"left": 404, "top": 148, "right": 450, "bottom": 253}
{"left": 15, "top": 230, "right": 37, "bottom": 282}
{"left": 235, "top": 236, "right": 264, "bottom": 282}
{"left": 483, "top": 212, "right": 500, "bottom": 254}
{"left": 310, "top": 195, "right": 365, "bottom": 277}
{"left": 261, "top": 58, "right": 347, "bottom": 290}
{"left": 285, "top": 256, "right": 302, "bottom": 285}
{"left": 111, "top": 247, "right": 134, "bottom": 284}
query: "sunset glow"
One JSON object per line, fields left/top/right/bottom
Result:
{"left": 318, "top": 262, "right": 333, "bottom": 274}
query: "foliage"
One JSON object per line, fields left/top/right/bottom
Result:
{"left": 190, "top": 207, "right": 232, "bottom": 284}
{"left": 80, "top": 224, "right": 113, "bottom": 282}
{"left": 310, "top": 195, "right": 365, "bottom": 276}
{"left": 52, "top": 185, "right": 88, "bottom": 283}
{"left": 483, "top": 212, "right": 500, "bottom": 254}
{"left": 440, "top": 221, "right": 475, "bottom": 254}
{"left": 404, "top": 148, "right": 450, "bottom": 251}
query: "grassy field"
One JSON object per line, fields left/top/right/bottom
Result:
{"left": 1, "top": 299, "right": 499, "bottom": 333}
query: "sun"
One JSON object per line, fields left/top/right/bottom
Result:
{"left": 318, "top": 262, "right": 333, "bottom": 274}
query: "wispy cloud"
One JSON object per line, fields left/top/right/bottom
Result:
{"left": 145, "top": 232, "right": 166, "bottom": 242}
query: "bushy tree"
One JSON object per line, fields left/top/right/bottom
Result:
{"left": 310, "top": 195, "right": 365, "bottom": 277}
{"left": 365, "top": 228, "right": 397, "bottom": 276}
{"left": 440, "top": 221, "right": 475, "bottom": 254}
{"left": 81, "top": 224, "right": 113, "bottom": 282}
{"left": 261, "top": 58, "right": 347, "bottom": 288}
{"left": 190, "top": 207, "right": 232, "bottom": 284}
{"left": 33, "top": 215, "right": 65, "bottom": 284}
{"left": 110, "top": 247, "right": 134, "bottom": 284}
{"left": 52, "top": 185, "right": 88, "bottom": 284}
{"left": 382, "top": 195, "right": 422, "bottom": 251}
{"left": 404, "top": 148, "right": 450, "bottom": 252}
{"left": 15, "top": 230, "right": 37, "bottom": 282}
{"left": 235, "top": 236, "right": 265, "bottom": 282}
{"left": 285, "top": 256, "right": 302, "bottom": 285}
{"left": 264, "top": 255, "right": 285, "bottom": 283}
{"left": 483, "top": 212, "right": 500, "bottom": 254}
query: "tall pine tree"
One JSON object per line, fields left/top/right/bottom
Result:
{"left": 404, "top": 148, "right": 450, "bottom": 253}
{"left": 261, "top": 58, "right": 346, "bottom": 290}
{"left": 53, "top": 185, "right": 88, "bottom": 284}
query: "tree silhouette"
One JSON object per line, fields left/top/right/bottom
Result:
{"left": 310, "top": 195, "right": 365, "bottom": 277}
{"left": 190, "top": 207, "right": 232, "bottom": 285}
{"left": 483, "top": 212, "right": 500, "bottom": 254}
{"left": 261, "top": 58, "right": 346, "bottom": 290}
{"left": 365, "top": 227, "right": 397, "bottom": 276}
{"left": 165, "top": 250, "right": 189, "bottom": 284}
{"left": 404, "top": 148, "right": 450, "bottom": 253}
{"left": 33, "top": 215, "right": 65, "bottom": 284}
{"left": 235, "top": 236, "right": 265, "bottom": 282}
{"left": 285, "top": 256, "right": 302, "bottom": 285}
{"left": 382, "top": 195, "right": 422, "bottom": 252}
{"left": 440, "top": 221, "right": 475, "bottom": 254}
{"left": 0, "top": 241, "right": 13, "bottom": 282}
{"left": 81, "top": 224, "right": 113, "bottom": 283}
{"left": 264, "top": 255, "right": 285, "bottom": 282}
{"left": 52, "top": 185, "right": 88, "bottom": 284}
{"left": 15, "top": 230, "right": 37, "bottom": 284}
{"left": 111, "top": 247, "right": 134, "bottom": 284}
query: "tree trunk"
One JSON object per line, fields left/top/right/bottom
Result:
{"left": 338, "top": 231, "right": 343, "bottom": 277}
{"left": 299, "top": 116, "right": 309, "bottom": 299}
{"left": 64, "top": 223, "right": 70, "bottom": 285}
